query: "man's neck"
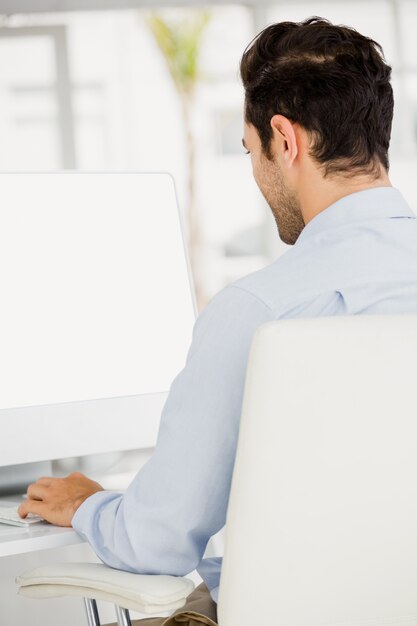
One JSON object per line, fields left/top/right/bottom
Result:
{"left": 300, "top": 171, "right": 392, "bottom": 226}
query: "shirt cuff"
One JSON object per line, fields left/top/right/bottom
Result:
{"left": 72, "top": 490, "right": 123, "bottom": 538}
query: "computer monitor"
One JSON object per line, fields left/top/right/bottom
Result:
{"left": 0, "top": 172, "right": 196, "bottom": 469}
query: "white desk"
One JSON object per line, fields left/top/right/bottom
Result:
{"left": 0, "top": 520, "right": 84, "bottom": 558}
{"left": 0, "top": 465, "right": 143, "bottom": 558}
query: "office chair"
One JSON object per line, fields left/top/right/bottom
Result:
{"left": 17, "top": 315, "right": 417, "bottom": 626}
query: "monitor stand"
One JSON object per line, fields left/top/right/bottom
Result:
{"left": 0, "top": 461, "right": 52, "bottom": 497}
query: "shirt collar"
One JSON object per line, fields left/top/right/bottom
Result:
{"left": 296, "top": 186, "right": 416, "bottom": 245}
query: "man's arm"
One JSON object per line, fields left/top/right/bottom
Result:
{"left": 20, "top": 285, "right": 273, "bottom": 576}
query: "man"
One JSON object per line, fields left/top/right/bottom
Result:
{"left": 19, "top": 17, "right": 417, "bottom": 626}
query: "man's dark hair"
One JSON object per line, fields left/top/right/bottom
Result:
{"left": 240, "top": 17, "right": 394, "bottom": 177}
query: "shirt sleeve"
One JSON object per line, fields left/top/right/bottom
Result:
{"left": 72, "top": 285, "right": 274, "bottom": 575}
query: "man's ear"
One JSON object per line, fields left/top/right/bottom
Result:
{"left": 270, "top": 114, "right": 298, "bottom": 167}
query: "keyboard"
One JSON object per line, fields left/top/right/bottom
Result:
{"left": 0, "top": 506, "right": 45, "bottom": 527}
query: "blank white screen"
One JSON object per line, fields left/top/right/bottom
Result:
{"left": 0, "top": 172, "right": 195, "bottom": 410}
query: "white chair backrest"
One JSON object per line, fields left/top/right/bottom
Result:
{"left": 218, "top": 315, "right": 417, "bottom": 626}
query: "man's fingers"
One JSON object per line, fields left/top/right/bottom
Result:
{"left": 18, "top": 500, "right": 46, "bottom": 519}
{"left": 27, "top": 483, "right": 49, "bottom": 501}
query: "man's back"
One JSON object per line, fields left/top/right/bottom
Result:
{"left": 196, "top": 185, "right": 417, "bottom": 598}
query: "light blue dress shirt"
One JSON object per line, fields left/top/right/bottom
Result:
{"left": 73, "top": 187, "right": 417, "bottom": 603}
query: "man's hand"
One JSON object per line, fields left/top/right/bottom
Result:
{"left": 18, "top": 472, "right": 104, "bottom": 527}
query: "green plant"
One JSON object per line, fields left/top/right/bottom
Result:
{"left": 147, "top": 10, "right": 211, "bottom": 309}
